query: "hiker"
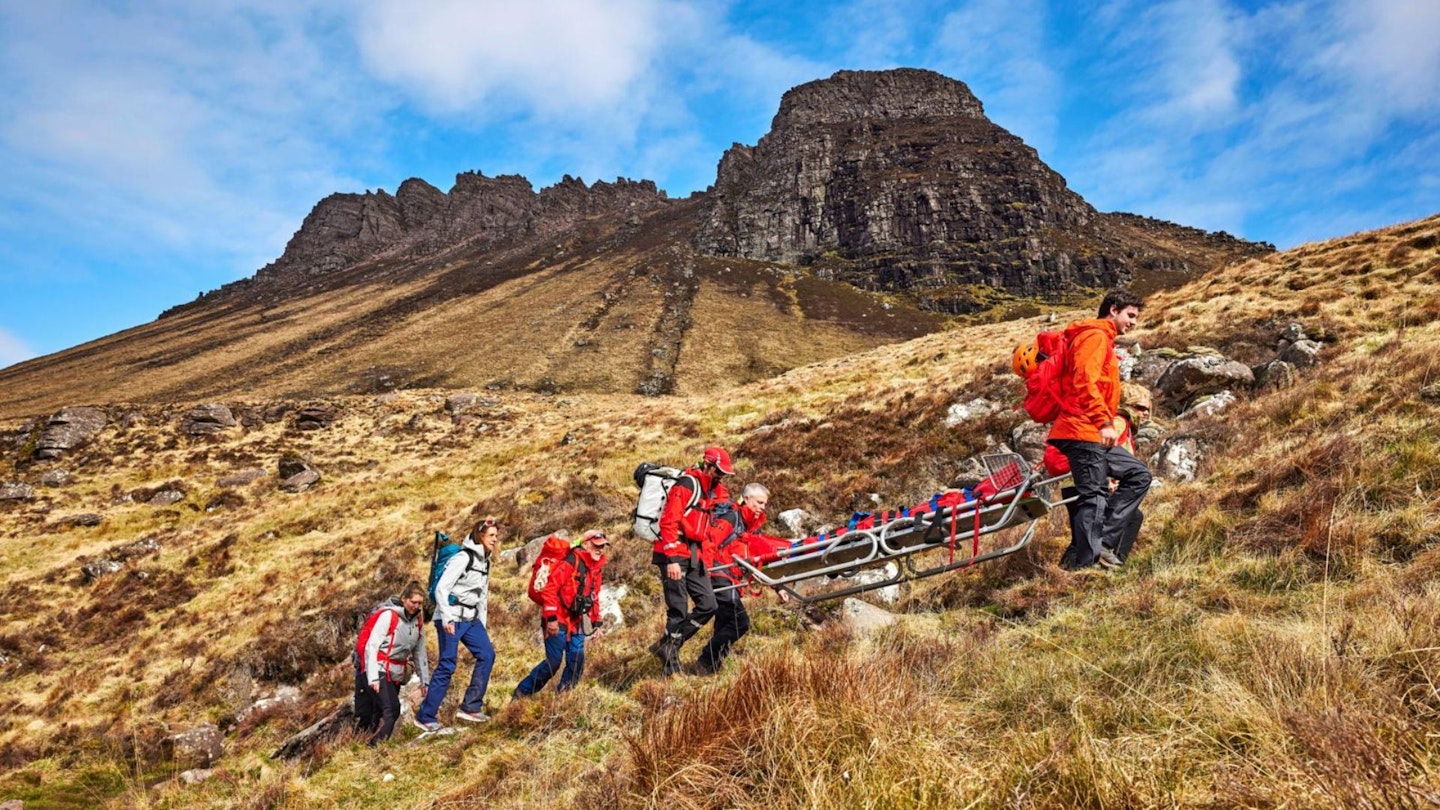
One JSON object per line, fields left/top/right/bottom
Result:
{"left": 1047, "top": 290, "right": 1153, "bottom": 570}
{"left": 353, "top": 582, "right": 430, "bottom": 745}
{"left": 1049, "top": 381, "right": 1152, "bottom": 566}
{"left": 415, "top": 517, "right": 499, "bottom": 729}
{"left": 514, "top": 529, "right": 610, "bottom": 696}
{"left": 649, "top": 446, "right": 733, "bottom": 676}
{"left": 695, "top": 482, "right": 788, "bottom": 675}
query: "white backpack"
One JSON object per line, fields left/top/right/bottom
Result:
{"left": 631, "top": 463, "right": 690, "bottom": 541}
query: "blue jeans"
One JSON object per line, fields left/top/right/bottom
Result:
{"left": 514, "top": 626, "right": 587, "bottom": 695}
{"left": 417, "top": 619, "right": 494, "bottom": 722}
{"left": 1050, "top": 440, "right": 1152, "bottom": 568}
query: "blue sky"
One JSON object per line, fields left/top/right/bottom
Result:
{"left": 2, "top": 0, "right": 1437, "bottom": 370}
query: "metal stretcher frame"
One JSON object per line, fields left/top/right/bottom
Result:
{"left": 712, "top": 453, "right": 1075, "bottom": 605}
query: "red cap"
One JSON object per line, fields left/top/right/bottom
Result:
{"left": 702, "top": 446, "right": 735, "bottom": 474}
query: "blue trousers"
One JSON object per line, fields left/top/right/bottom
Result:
{"left": 1050, "top": 440, "right": 1152, "bottom": 569}
{"left": 514, "top": 625, "right": 587, "bottom": 695}
{"left": 417, "top": 619, "right": 494, "bottom": 722}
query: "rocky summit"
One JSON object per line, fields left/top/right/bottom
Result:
{"left": 0, "top": 68, "right": 1270, "bottom": 418}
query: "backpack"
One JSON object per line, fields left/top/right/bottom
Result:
{"left": 711, "top": 501, "right": 746, "bottom": 550}
{"left": 527, "top": 535, "right": 577, "bottom": 605}
{"left": 559, "top": 550, "right": 598, "bottom": 617}
{"left": 631, "top": 463, "right": 691, "bottom": 542}
{"left": 427, "top": 531, "right": 483, "bottom": 611}
{"left": 354, "top": 602, "right": 404, "bottom": 680}
{"left": 1020, "top": 330, "right": 1068, "bottom": 423}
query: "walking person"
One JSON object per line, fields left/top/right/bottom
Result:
{"left": 353, "top": 582, "right": 429, "bottom": 745}
{"left": 1048, "top": 290, "right": 1153, "bottom": 570}
{"left": 514, "top": 529, "right": 610, "bottom": 696}
{"left": 649, "top": 446, "right": 733, "bottom": 676}
{"left": 414, "top": 518, "right": 499, "bottom": 729}
{"left": 695, "top": 482, "right": 787, "bottom": 674}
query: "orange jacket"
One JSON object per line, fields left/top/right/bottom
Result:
{"left": 1048, "top": 318, "right": 1120, "bottom": 443}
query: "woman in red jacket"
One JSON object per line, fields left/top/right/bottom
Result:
{"left": 513, "top": 529, "right": 609, "bottom": 696}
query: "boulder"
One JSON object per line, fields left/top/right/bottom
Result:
{"left": 1130, "top": 346, "right": 1183, "bottom": 386}
{"left": 63, "top": 513, "right": 105, "bottom": 528}
{"left": 445, "top": 393, "right": 500, "bottom": 414}
{"left": 1278, "top": 322, "right": 1308, "bottom": 344}
{"left": 280, "top": 470, "right": 320, "bottom": 493}
{"left": 179, "top": 769, "right": 215, "bottom": 785}
{"left": 1150, "top": 436, "right": 1204, "bottom": 482}
{"left": 775, "top": 508, "right": 822, "bottom": 538}
{"left": 0, "top": 483, "right": 35, "bottom": 501}
{"left": 80, "top": 559, "right": 124, "bottom": 583}
{"left": 838, "top": 562, "right": 901, "bottom": 604}
{"left": 277, "top": 454, "right": 315, "bottom": 480}
{"left": 148, "top": 490, "right": 186, "bottom": 507}
{"left": 1009, "top": 421, "right": 1050, "bottom": 465}
{"left": 1156, "top": 356, "right": 1255, "bottom": 407}
{"left": 34, "top": 406, "right": 107, "bottom": 460}
{"left": 598, "top": 583, "right": 627, "bottom": 628}
{"left": 839, "top": 598, "right": 898, "bottom": 637}
{"left": 1278, "top": 339, "right": 1322, "bottom": 368}
{"left": 1421, "top": 384, "right": 1440, "bottom": 403}
{"left": 166, "top": 723, "right": 224, "bottom": 767}
{"left": 39, "top": 469, "right": 71, "bottom": 488}
{"left": 183, "top": 404, "right": 236, "bottom": 436}
{"left": 294, "top": 405, "right": 337, "bottom": 430}
{"left": 506, "top": 532, "right": 568, "bottom": 569}
{"left": 1178, "top": 390, "right": 1236, "bottom": 420}
{"left": 238, "top": 685, "right": 301, "bottom": 724}
{"left": 943, "top": 397, "right": 999, "bottom": 427}
{"left": 1252, "top": 359, "right": 1298, "bottom": 391}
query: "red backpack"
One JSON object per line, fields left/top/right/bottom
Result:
{"left": 527, "top": 535, "right": 577, "bottom": 605}
{"left": 1021, "top": 330, "right": 1068, "bottom": 423}
{"left": 355, "top": 603, "right": 404, "bottom": 680}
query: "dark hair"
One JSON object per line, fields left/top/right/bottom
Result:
{"left": 401, "top": 580, "right": 425, "bottom": 601}
{"left": 1098, "top": 289, "right": 1144, "bottom": 319}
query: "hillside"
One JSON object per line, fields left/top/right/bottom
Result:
{"left": 0, "top": 69, "right": 1268, "bottom": 420}
{"left": 0, "top": 213, "right": 1436, "bottom": 808}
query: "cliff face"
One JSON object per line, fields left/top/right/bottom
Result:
{"left": 247, "top": 173, "right": 669, "bottom": 292}
{"left": 696, "top": 69, "right": 1269, "bottom": 312}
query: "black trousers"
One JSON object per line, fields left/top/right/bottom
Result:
{"left": 696, "top": 578, "right": 750, "bottom": 672}
{"left": 1051, "top": 440, "right": 1152, "bottom": 569}
{"left": 659, "top": 546, "right": 716, "bottom": 644}
{"left": 353, "top": 668, "right": 402, "bottom": 746}
{"left": 1061, "top": 486, "right": 1143, "bottom": 565}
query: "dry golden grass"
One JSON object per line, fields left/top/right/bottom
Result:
{"left": 1, "top": 213, "right": 1438, "bottom": 808}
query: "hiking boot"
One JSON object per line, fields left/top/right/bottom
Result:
{"left": 1097, "top": 549, "right": 1124, "bottom": 569}
{"left": 454, "top": 709, "right": 490, "bottom": 724}
{"left": 411, "top": 716, "right": 443, "bottom": 733}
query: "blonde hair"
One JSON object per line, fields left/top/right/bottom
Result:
{"left": 1120, "top": 382, "right": 1152, "bottom": 410}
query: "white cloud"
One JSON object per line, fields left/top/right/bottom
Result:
{"left": 0, "top": 328, "right": 36, "bottom": 370}
{"left": 1321, "top": 0, "right": 1440, "bottom": 114}
{"left": 353, "top": 0, "right": 667, "bottom": 116}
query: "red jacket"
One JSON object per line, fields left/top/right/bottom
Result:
{"left": 703, "top": 503, "right": 773, "bottom": 582}
{"left": 540, "top": 549, "right": 606, "bottom": 634}
{"left": 1048, "top": 318, "right": 1120, "bottom": 443}
{"left": 653, "top": 467, "right": 730, "bottom": 562}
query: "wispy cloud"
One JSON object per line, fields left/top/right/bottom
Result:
{"left": 0, "top": 328, "right": 36, "bottom": 370}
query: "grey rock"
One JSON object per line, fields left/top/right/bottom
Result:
{"left": 445, "top": 393, "right": 480, "bottom": 414}
{"left": 148, "top": 490, "right": 186, "bottom": 507}
{"left": 598, "top": 583, "right": 627, "bottom": 628}
{"left": 1278, "top": 339, "right": 1322, "bottom": 368}
{"left": 839, "top": 597, "right": 899, "bottom": 637}
{"left": 179, "top": 768, "right": 214, "bottom": 785}
{"left": 38, "top": 469, "right": 70, "bottom": 487}
{"left": 277, "top": 454, "right": 314, "bottom": 480}
{"left": 63, "top": 513, "right": 105, "bottom": 528}
{"left": 1179, "top": 390, "right": 1237, "bottom": 420}
{"left": 775, "top": 508, "right": 821, "bottom": 538}
{"left": 166, "top": 723, "right": 224, "bottom": 766}
{"left": 1156, "top": 355, "right": 1255, "bottom": 406}
{"left": 1150, "top": 436, "right": 1204, "bottom": 482}
{"left": 1252, "top": 359, "right": 1298, "bottom": 390}
{"left": 0, "top": 482, "right": 35, "bottom": 501}
{"left": 280, "top": 470, "right": 320, "bottom": 493}
{"left": 507, "top": 532, "right": 567, "bottom": 569}
{"left": 1, "top": 799, "right": 25, "bottom": 810}
{"left": 216, "top": 468, "right": 267, "bottom": 487}
{"left": 183, "top": 404, "right": 236, "bottom": 435}
{"left": 839, "top": 562, "right": 901, "bottom": 605}
{"left": 1009, "top": 421, "right": 1050, "bottom": 466}
{"left": 238, "top": 685, "right": 301, "bottom": 724}
{"left": 34, "top": 406, "right": 107, "bottom": 460}
{"left": 294, "top": 405, "right": 338, "bottom": 430}
{"left": 80, "top": 559, "right": 125, "bottom": 582}
{"left": 943, "top": 397, "right": 999, "bottom": 427}
{"left": 1421, "top": 383, "right": 1440, "bottom": 402}
{"left": 1279, "top": 322, "right": 1308, "bottom": 343}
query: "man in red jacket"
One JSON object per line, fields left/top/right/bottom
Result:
{"left": 513, "top": 529, "right": 609, "bottom": 696}
{"left": 695, "top": 482, "right": 789, "bottom": 674}
{"left": 1048, "top": 289, "right": 1153, "bottom": 571}
{"left": 649, "top": 446, "right": 733, "bottom": 676}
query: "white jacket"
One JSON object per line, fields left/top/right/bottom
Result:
{"left": 434, "top": 536, "right": 491, "bottom": 626}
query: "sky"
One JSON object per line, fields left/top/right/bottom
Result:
{"left": 1, "top": 0, "right": 1437, "bottom": 370}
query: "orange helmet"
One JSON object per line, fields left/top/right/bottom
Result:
{"left": 1011, "top": 342, "right": 1040, "bottom": 377}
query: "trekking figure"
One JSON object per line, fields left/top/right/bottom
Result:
{"left": 353, "top": 582, "right": 429, "bottom": 745}
{"left": 1046, "top": 290, "right": 1153, "bottom": 570}
{"left": 1048, "top": 381, "right": 1152, "bottom": 566}
{"left": 414, "top": 517, "right": 499, "bottom": 729}
{"left": 514, "top": 529, "right": 610, "bottom": 696}
{"left": 649, "top": 446, "right": 734, "bottom": 676}
{"left": 695, "top": 482, "right": 788, "bottom": 675}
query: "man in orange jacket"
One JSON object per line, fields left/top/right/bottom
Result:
{"left": 1047, "top": 290, "right": 1153, "bottom": 570}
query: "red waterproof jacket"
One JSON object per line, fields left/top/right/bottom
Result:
{"left": 540, "top": 549, "right": 607, "bottom": 634}
{"left": 703, "top": 503, "right": 776, "bottom": 582}
{"left": 1048, "top": 318, "right": 1120, "bottom": 443}
{"left": 653, "top": 467, "right": 730, "bottom": 563}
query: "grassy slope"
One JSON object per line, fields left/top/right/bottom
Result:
{"left": 1, "top": 215, "right": 1438, "bottom": 809}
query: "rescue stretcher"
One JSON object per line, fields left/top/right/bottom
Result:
{"left": 711, "top": 453, "right": 1071, "bottom": 605}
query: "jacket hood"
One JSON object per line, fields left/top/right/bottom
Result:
{"left": 1064, "top": 317, "right": 1116, "bottom": 344}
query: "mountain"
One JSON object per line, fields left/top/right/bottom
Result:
{"left": 0, "top": 68, "right": 1269, "bottom": 419}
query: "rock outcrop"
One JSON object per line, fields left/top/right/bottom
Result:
{"left": 34, "top": 406, "right": 107, "bottom": 460}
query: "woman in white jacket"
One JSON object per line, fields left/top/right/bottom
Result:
{"left": 414, "top": 518, "right": 498, "bottom": 729}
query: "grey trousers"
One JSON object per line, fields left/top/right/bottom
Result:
{"left": 1050, "top": 440, "right": 1152, "bottom": 568}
